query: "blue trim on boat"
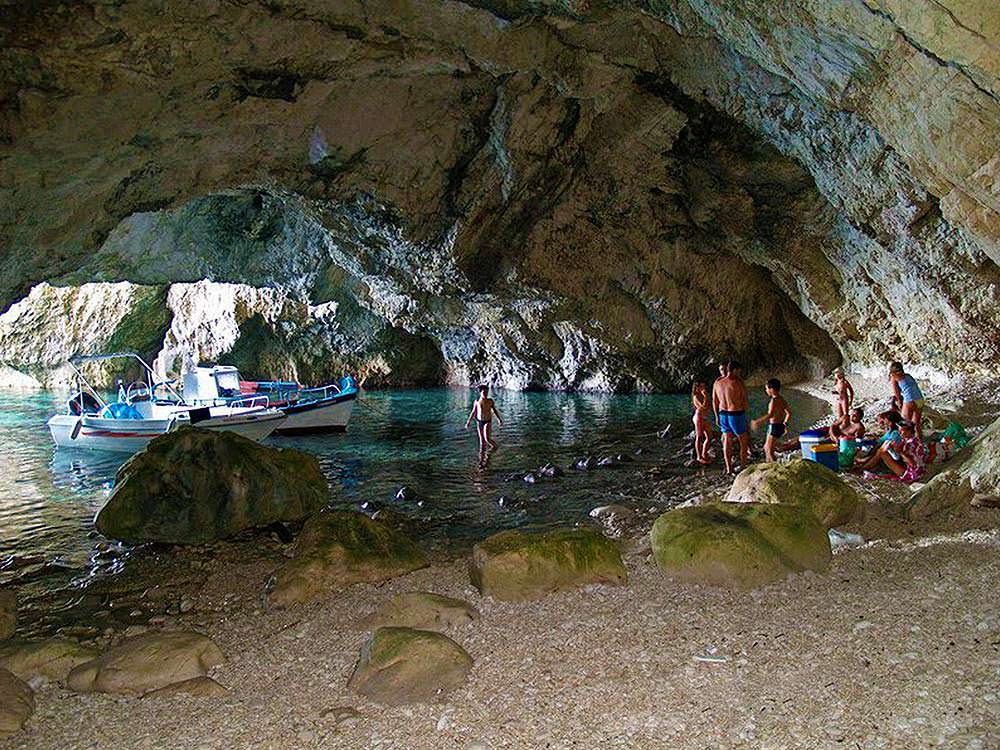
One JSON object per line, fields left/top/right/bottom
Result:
{"left": 278, "top": 389, "right": 358, "bottom": 416}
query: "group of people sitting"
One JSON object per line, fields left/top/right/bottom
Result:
{"left": 691, "top": 360, "right": 966, "bottom": 482}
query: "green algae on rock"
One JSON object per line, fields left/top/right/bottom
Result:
{"left": 359, "top": 592, "right": 480, "bottom": 632}
{"left": 66, "top": 631, "right": 224, "bottom": 696}
{"left": 268, "top": 511, "right": 428, "bottom": 607}
{"left": 650, "top": 503, "right": 831, "bottom": 589}
{"left": 348, "top": 627, "right": 473, "bottom": 705}
{"left": 726, "top": 459, "right": 861, "bottom": 528}
{"left": 470, "top": 527, "right": 627, "bottom": 601}
{"left": 95, "top": 427, "right": 328, "bottom": 545}
{"left": 0, "top": 667, "right": 34, "bottom": 739}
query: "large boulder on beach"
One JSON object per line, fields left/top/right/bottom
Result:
{"left": 650, "top": 503, "right": 831, "bottom": 589}
{"left": 66, "top": 631, "right": 224, "bottom": 696}
{"left": 470, "top": 527, "right": 627, "bottom": 601}
{"left": 726, "top": 459, "right": 860, "bottom": 528}
{"left": 0, "top": 667, "right": 34, "bottom": 738}
{"left": 95, "top": 427, "right": 328, "bottom": 544}
{"left": 359, "top": 592, "right": 479, "bottom": 632}
{"left": 0, "top": 639, "right": 98, "bottom": 684}
{"left": 910, "top": 417, "right": 1000, "bottom": 520}
{"left": 268, "top": 511, "right": 428, "bottom": 607}
{"left": 0, "top": 591, "right": 14, "bottom": 641}
{"left": 348, "top": 627, "right": 472, "bottom": 705}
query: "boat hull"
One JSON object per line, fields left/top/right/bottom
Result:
{"left": 274, "top": 392, "right": 356, "bottom": 435}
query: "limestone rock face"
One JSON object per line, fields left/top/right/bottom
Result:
{"left": 650, "top": 503, "right": 832, "bottom": 588}
{"left": 359, "top": 592, "right": 480, "bottom": 632}
{"left": 909, "top": 417, "right": 1000, "bottom": 520}
{"left": 66, "top": 631, "right": 224, "bottom": 696}
{"left": 96, "top": 427, "right": 329, "bottom": 544}
{"left": 726, "top": 459, "right": 860, "bottom": 528}
{"left": 1, "top": 1, "right": 998, "bottom": 387}
{"left": 0, "top": 639, "right": 99, "bottom": 684}
{"left": 470, "top": 527, "right": 627, "bottom": 601}
{"left": 0, "top": 668, "right": 34, "bottom": 738}
{"left": 268, "top": 511, "right": 428, "bottom": 607}
{"left": 0, "top": 591, "right": 13, "bottom": 642}
{"left": 348, "top": 627, "right": 473, "bottom": 705}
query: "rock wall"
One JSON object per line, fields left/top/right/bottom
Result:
{"left": 0, "top": 0, "right": 997, "bottom": 390}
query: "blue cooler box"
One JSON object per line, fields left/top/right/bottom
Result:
{"left": 799, "top": 428, "right": 839, "bottom": 471}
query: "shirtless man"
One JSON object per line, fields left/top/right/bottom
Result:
{"left": 465, "top": 384, "right": 503, "bottom": 461}
{"left": 712, "top": 360, "right": 750, "bottom": 474}
{"left": 751, "top": 378, "right": 791, "bottom": 463}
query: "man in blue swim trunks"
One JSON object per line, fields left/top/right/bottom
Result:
{"left": 712, "top": 360, "right": 750, "bottom": 475}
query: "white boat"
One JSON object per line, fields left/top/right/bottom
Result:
{"left": 47, "top": 353, "right": 287, "bottom": 453}
{"left": 183, "top": 365, "right": 358, "bottom": 435}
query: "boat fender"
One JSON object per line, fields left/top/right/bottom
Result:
{"left": 70, "top": 417, "right": 83, "bottom": 441}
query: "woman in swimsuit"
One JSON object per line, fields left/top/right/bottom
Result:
{"left": 832, "top": 368, "right": 855, "bottom": 419}
{"left": 857, "top": 420, "right": 925, "bottom": 482}
{"left": 889, "top": 362, "right": 925, "bottom": 439}
{"left": 691, "top": 380, "right": 712, "bottom": 464}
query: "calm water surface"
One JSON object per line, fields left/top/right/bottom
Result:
{"left": 0, "top": 387, "right": 829, "bottom": 587}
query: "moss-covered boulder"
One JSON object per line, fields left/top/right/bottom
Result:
{"left": 726, "top": 459, "right": 860, "bottom": 528}
{"left": 0, "top": 591, "right": 14, "bottom": 642}
{"left": 348, "top": 627, "right": 472, "bottom": 705}
{"left": 67, "top": 631, "right": 224, "bottom": 696}
{"left": 470, "top": 527, "right": 627, "bottom": 601}
{"left": 0, "top": 667, "right": 33, "bottom": 738}
{"left": 650, "top": 503, "right": 831, "bottom": 589}
{"left": 910, "top": 416, "right": 1000, "bottom": 520}
{"left": 359, "top": 592, "right": 479, "bottom": 632}
{"left": 0, "top": 639, "right": 98, "bottom": 684}
{"left": 268, "top": 511, "right": 428, "bottom": 607}
{"left": 96, "top": 427, "right": 328, "bottom": 544}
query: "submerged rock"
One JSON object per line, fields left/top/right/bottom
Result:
{"left": 573, "top": 456, "right": 596, "bottom": 471}
{"left": 268, "top": 511, "right": 428, "bottom": 607}
{"left": 0, "top": 668, "right": 33, "bottom": 738}
{"left": 0, "top": 639, "right": 98, "bottom": 684}
{"left": 910, "top": 416, "right": 1000, "bottom": 521}
{"left": 650, "top": 503, "right": 831, "bottom": 589}
{"left": 470, "top": 528, "right": 627, "bottom": 601}
{"left": 66, "top": 631, "right": 224, "bottom": 696}
{"left": 0, "top": 591, "right": 14, "bottom": 642}
{"left": 359, "top": 592, "right": 479, "bottom": 632}
{"left": 348, "top": 627, "right": 472, "bottom": 705}
{"left": 96, "top": 427, "right": 329, "bottom": 544}
{"left": 726, "top": 459, "right": 860, "bottom": 528}
{"left": 537, "top": 463, "right": 563, "bottom": 478}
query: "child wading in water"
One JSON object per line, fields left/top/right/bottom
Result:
{"left": 691, "top": 381, "right": 712, "bottom": 464}
{"left": 752, "top": 378, "right": 791, "bottom": 462}
{"left": 465, "top": 385, "right": 503, "bottom": 463}
{"left": 832, "top": 367, "right": 855, "bottom": 419}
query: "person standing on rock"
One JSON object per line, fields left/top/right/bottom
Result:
{"left": 889, "top": 362, "right": 925, "bottom": 439}
{"left": 466, "top": 385, "right": 503, "bottom": 463}
{"left": 712, "top": 361, "right": 750, "bottom": 474}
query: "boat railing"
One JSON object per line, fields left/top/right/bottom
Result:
{"left": 229, "top": 395, "right": 270, "bottom": 410}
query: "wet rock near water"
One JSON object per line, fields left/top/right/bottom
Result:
{"left": 96, "top": 428, "right": 329, "bottom": 545}
{"left": 394, "top": 486, "right": 424, "bottom": 506}
{"left": 66, "top": 631, "right": 224, "bottom": 696}
{"left": 0, "top": 591, "right": 14, "bottom": 642}
{"left": 0, "top": 638, "right": 98, "bottom": 684}
{"left": 348, "top": 627, "right": 473, "bottom": 706}
{"left": 0, "top": 667, "right": 33, "bottom": 738}
{"left": 573, "top": 456, "right": 596, "bottom": 472}
{"left": 726, "top": 459, "right": 860, "bottom": 528}
{"left": 268, "top": 511, "right": 428, "bottom": 607}
{"left": 650, "top": 503, "right": 831, "bottom": 589}
{"left": 588, "top": 505, "right": 639, "bottom": 538}
{"left": 358, "top": 592, "right": 479, "bottom": 633}
{"left": 470, "top": 527, "right": 627, "bottom": 601}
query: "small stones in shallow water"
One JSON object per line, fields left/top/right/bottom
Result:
{"left": 537, "top": 463, "right": 563, "bottom": 478}
{"left": 573, "top": 456, "right": 595, "bottom": 471}
{"left": 394, "top": 486, "right": 423, "bottom": 506}
{"left": 523, "top": 473, "right": 538, "bottom": 484}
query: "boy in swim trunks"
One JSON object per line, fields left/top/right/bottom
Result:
{"left": 712, "top": 360, "right": 750, "bottom": 474}
{"left": 889, "top": 362, "right": 925, "bottom": 439}
{"left": 752, "top": 378, "right": 791, "bottom": 463}
{"left": 465, "top": 384, "right": 503, "bottom": 461}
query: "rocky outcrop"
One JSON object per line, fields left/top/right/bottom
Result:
{"left": 96, "top": 427, "right": 329, "bottom": 544}
{"left": 0, "top": 668, "right": 33, "bottom": 738}
{"left": 359, "top": 592, "right": 479, "bottom": 632}
{"left": 1, "top": 1, "right": 997, "bottom": 389}
{"left": 650, "top": 503, "right": 832, "bottom": 588}
{"left": 726, "top": 459, "right": 860, "bottom": 528}
{"left": 0, "top": 591, "right": 13, "bottom": 642}
{"left": 66, "top": 631, "right": 224, "bottom": 696}
{"left": 470, "top": 527, "right": 626, "bottom": 600}
{"left": 909, "top": 416, "right": 1000, "bottom": 520}
{"left": 0, "top": 639, "right": 98, "bottom": 684}
{"left": 348, "top": 627, "right": 473, "bottom": 705}
{"left": 268, "top": 511, "right": 428, "bottom": 607}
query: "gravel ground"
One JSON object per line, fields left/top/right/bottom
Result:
{"left": 5, "top": 524, "right": 999, "bottom": 750}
